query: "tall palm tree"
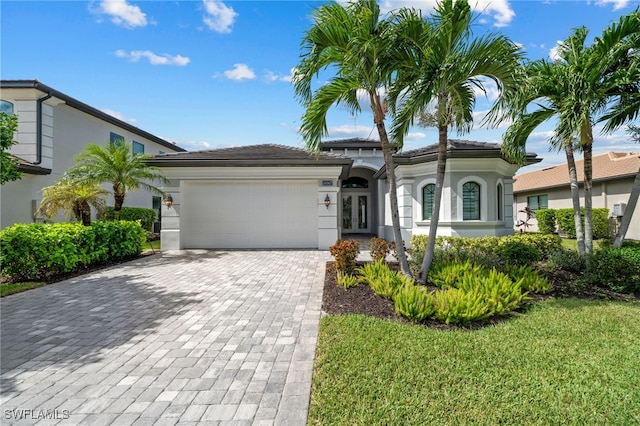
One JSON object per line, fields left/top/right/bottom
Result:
{"left": 294, "top": 0, "right": 411, "bottom": 276}
{"left": 68, "top": 142, "right": 168, "bottom": 220}
{"left": 496, "top": 10, "right": 640, "bottom": 255}
{"left": 37, "top": 178, "right": 108, "bottom": 226}
{"left": 499, "top": 61, "right": 587, "bottom": 256}
{"left": 388, "top": 0, "right": 524, "bottom": 282}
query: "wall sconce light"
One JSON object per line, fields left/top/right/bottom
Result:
{"left": 324, "top": 194, "right": 331, "bottom": 209}
{"left": 165, "top": 194, "right": 173, "bottom": 208}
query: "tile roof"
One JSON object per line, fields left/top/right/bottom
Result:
{"left": 147, "top": 144, "right": 351, "bottom": 166}
{"left": 321, "top": 138, "right": 382, "bottom": 149}
{"left": 12, "top": 155, "right": 51, "bottom": 175}
{"left": 513, "top": 151, "right": 640, "bottom": 193}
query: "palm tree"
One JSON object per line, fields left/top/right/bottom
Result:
{"left": 388, "top": 0, "right": 524, "bottom": 283}
{"left": 496, "top": 10, "right": 640, "bottom": 255}
{"left": 37, "top": 178, "right": 108, "bottom": 226}
{"left": 499, "top": 61, "right": 587, "bottom": 256}
{"left": 68, "top": 142, "right": 168, "bottom": 220}
{"left": 294, "top": 0, "right": 411, "bottom": 276}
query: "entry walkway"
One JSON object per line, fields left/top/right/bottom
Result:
{"left": 0, "top": 250, "right": 330, "bottom": 425}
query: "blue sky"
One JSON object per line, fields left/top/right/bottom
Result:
{"left": 2, "top": 0, "right": 639, "bottom": 173}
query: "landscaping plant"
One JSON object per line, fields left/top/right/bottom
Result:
{"left": 329, "top": 239, "right": 360, "bottom": 276}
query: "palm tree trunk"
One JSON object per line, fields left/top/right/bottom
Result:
{"left": 582, "top": 123, "right": 594, "bottom": 255}
{"left": 613, "top": 166, "right": 640, "bottom": 248}
{"left": 114, "top": 192, "right": 125, "bottom": 221}
{"left": 373, "top": 96, "right": 411, "bottom": 277}
{"left": 565, "top": 142, "right": 585, "bottom": 256}
{"left": 80, "top": 200, "right": 92, "bottom": 226}
{"left": 419, "top": 124, "right": 447, "bottom": 283}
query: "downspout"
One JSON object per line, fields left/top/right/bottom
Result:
{"left": 35, "top": 91, "right": 52, "bottom": 165}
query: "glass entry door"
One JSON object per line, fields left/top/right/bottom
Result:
{"left": 342, "top": 193, "right": 370, "bottom": 233}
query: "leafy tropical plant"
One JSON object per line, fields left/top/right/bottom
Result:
{"left": 394, "top": 285, "right": 436, "bottom": 322}
{"left": 36, "top": 178, "right": 108, "bottom": 226}
{"left": 336, "top": 271, "right": 360, "bottom": 289}
{"left": 0, "top": 112, "right": 22, "bottom": 185}
{"left": 388, "top": 0, "right": 524, "bottom": 282}
{"left": 330, "top": 239, "right": 361, "bottom": 275}
{"left": 294, "top": 0, "right": 411, "bottom": 276}
{"left": 67, "top": 142, "right": 168, "bottom": 219}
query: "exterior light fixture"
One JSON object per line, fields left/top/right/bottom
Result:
{"left": 165, "top": 194, "right": 173, "bottom": 208}
{"left": 324, "top": 194, "right": 331, "bottom": 209}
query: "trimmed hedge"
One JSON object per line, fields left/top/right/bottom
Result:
{"left": 105, "top": 206, "right": 156, "bottom": 231}
{"left": 0, "top": 221, "right": 145, "bottom": 281}
{"left": 554, "top": 207, "right": 609, "bottom": 239}
{"left": 583, "top": 247, "right": 640, "bottom": 294}
{"left": 535, "top": 209, "right": 556, "bottom": 234}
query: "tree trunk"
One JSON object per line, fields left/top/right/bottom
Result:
{"left": 613, "top": 166, "right": 640, "bottom": 247}
{"left": 582, "top": 122, "right": 594, "bottom": 255}
{"left": 565, "top": 142, "right": 585, "bottom": 256}
{"left": 419, "top": 124, "right": 448, "bottom": 284}
{"left": 80, "top": 200, "right": 92, "bottom": 226}
{"left": 372, "top": 94, "right": 411, "bottom": 277}
{"left": 114, "top": 190, "right": 125, "bottom": 221}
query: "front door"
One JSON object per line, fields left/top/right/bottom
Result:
{"left": 342, "top": 193, "right": 370, "bottom": 233}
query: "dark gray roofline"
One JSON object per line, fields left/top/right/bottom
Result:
{"left": 1, "top": 80, "right": 186, "bottom": 153}
{"left": 321, "top": 138, "right": 382, "bottom": 149}
{"left": 17, "top": 163, "right": 51, "bottom": 175}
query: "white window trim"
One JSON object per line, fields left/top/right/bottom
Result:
{"left": 457, "top": 176, "right": 487, "bottom": 221}
{"left": 416, "top": 177, "right": 437, "bottom": 222}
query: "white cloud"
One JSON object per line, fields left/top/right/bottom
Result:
{"left": 405, "top": 132, "right": 426, "bottom": 141}
{"left": 178, "top": 140, "right": 213, "bottom": 151}
{"left": 595, "top": 0, "right": 629, "bottom": 10}
{"left": 202, "top": 0, "right": 237, "bottom": 33}
{"left": 265, "top": 68, "right": 296, "bottom": 83}
{"left": 327, "top": 124, "right": 376, "bottom": 139}
{"left": 222, "top": 64, "right": 256, "bottom": 81}
{"left": 115, "top": 50, "right": 190, "bottom": 66}
{"left": 472, "top": 78, "right": 501, "bottom": 102}
{"left": 549, "top": 40, "right": 563, "bottom": 61}
{"left": 377, "top": 0, "right": 515, "bottom": 27}
{"left": 101, "top": 108, "right": 137, "bottom": 124}
{"left": 96, "top": 0, "right": 147, "bottom": 28}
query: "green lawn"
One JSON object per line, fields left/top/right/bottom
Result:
{"left": 309, "top": 299, "right": 640, "bottom": 425}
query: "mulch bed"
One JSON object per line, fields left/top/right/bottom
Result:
{"left": 321, "top": 261, "right": 639, "bottom": 330}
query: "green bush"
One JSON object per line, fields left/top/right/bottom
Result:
{"left": 336, "top": 271, "right": 359, "bottom": 289}
{"left": 584, "top": 247, "right": 640, "bottom": 294}
{"left": 542, "top": 248, "right": 586, "bottom": 274}
{"left": 357, "top": 261, "right": 412, "bottom": 300}
{"left": 394, "top": 285, "right": 436, "bottom": 322}
{"left": 555, "top": 208, "right": 609, "bottom": 239}
{"left": 105, "top": 206, "right": 157, "bottom": 232}
{"left": 330, "top": 240, "right": 360, "bottom": 275}
{"left": 535, "top": 209, "right": 556, "bottom": 234}
{"left": 456, "top": 268, "right": 526, "bottom": 315}
{"left": 501, "top": 264, "right": 551, "bottom": 293}
{"left": 0, "top": 221, "right": 145, "bottom": 281}
{"left": 432, "top": 287, "right": 492, "bottom": 325}
{"left": 428, "top": 260, "right": 483, "bottom": 288}
{"left": 495, "top": 239, "right": 540, "bottom": 266}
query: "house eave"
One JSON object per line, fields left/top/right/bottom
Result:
{"left": 514, "top": 172, "right": 639, "bottom": 194}
{"left": 17, "top": 163, "right": 52, "bottom": 175}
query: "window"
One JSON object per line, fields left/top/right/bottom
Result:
{"left": 341, "top": 177, "right": 368, "bottom": 189}
{"left": 152, "top": 196, "right": 162, "bottom": 220}
{"left": 497, "top": 183, "right": 503, "bottom": 221}
{"left": 110, "top": 132, "right": 125, "bottom": 147}
{"left": 422, "top": 184, "right": 435, "bottom": 220}
{"left": 0, "top": 100, "right": 14, "bottom": 114}
{"left": 527, "top": 194, "right": 548, "bottom": 217}
{"left": 159, "top": 150, "right": 166, "bottom": 155}
{"left": 462, "top": 182, "right": 480, "bottom": 220}
{"left": 132, "top": 141, "right": 144, "bottom": 155}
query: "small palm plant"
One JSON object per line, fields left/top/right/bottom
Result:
{"left": 37, "top": 178, "right": 108, "bottom": 226}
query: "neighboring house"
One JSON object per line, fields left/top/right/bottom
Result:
{"left": 513, "top": 151, "right": 640, "bottom": 241}
{"left": 150, "top": 139, "right": 539, "bottom": 250}
{"left": 0, "top": 80, "right": 185, "bottom": 229}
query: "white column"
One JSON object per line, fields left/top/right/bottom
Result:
{"left": 160, "top": 186, "right": 181, "bottom": 250}
{"left": 317, "top": 185, "right": 340, "bottom": 249}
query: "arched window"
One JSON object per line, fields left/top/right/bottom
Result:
{"left": 462, "top": 181, "right": 480, "bottom": 220}
{"left": 422, "top": 183, "right": 435, "bottom": 220}
{"left": 341, "top": 176, "right": 368, "bottom": 189}
{"left": 497, "top": 183, "right": 503, "bottom": 221}
{"left": 0, "top": 100, "right": 14, "bottom": 115}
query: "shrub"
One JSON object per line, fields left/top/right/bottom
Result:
{"left": 584, "top": 247, "right": 640, "bottom": 294}
{"left": 394, "top": 285, "right": 436, "bottom": 322}
{"left": 555, "top": 207, "right": 609, "bottom": 239}
{"left": 502, "top": 264, "right": 551, "bottom": 293}
{"left": 505, "top": 233, "right": 562, "bottom": 260}
{"left": 495, "top": 239, "right": 540, "bottom": 266}
{"left": 105, "top": 206, "right": 157, "bottom": 232}
{"left": 357, "top": 261, "right": 412, "bottom": 300}
{"left": 456, "top": 268, "right": 526, "bottom": 315}
{"left": 357, "top": 260, "right": 389, "bottom": 287}
{"left": 432, "top": 287, "right": 492, "bottom": 325}
{"left": 542, "top": 248, "right": 586, "bottom": 274}
{"left": 428, "top": 260, "right": 483, "bottom": 288}
{"left": 535, "top": 209, "right": 556, "bottom": 234}
{"left": 368, "top": 237, "right": 390, "bottom": 263}
{"left": 336, "top": 271, "right": 359, "bottom": 289}
{"left": 0, "top": 221, "right": 145, "bottom": 281}
{"left": 330, "top": 239, "right": 360, "bottom": 275}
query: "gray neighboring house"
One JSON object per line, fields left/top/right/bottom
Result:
{"left": 0, "top": 80, "right": 186, "bottom": 229}
{"left": 149, "top": 139, "right": 539, "bottom": 250}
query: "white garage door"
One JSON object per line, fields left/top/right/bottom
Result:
{"left": 182, "top": 180, "right": 318, "bottom": 249}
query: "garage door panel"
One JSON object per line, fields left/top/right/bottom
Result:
{"left": 182, "top": 181, "right": 317, "bottom": 248}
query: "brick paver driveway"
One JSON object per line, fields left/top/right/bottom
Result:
{"left": 1, "top": 250, "right": 330, "bottom": 425}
